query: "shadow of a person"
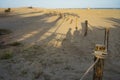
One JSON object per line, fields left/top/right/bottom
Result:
{"left": 61, "top": 28, "right": 72, "bottom": 48}
{"left": 81, "top": 22, "right": 86, "bottom": 36}
{"left": 73, "top": 27, "right": 80, "bottom": 43}
{"left": 66, "top": 28, "right": 72, "bottom": 42}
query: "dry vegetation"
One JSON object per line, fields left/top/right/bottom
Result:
{"left": 0, "top": 7, "right": 120, "bottom": 80}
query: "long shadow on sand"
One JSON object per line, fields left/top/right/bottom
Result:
{"left": 0, "top": 12, "right": 64, "bottom": 45}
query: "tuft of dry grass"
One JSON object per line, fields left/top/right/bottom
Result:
{"left": 0, "top": 29, "right": 12, "bottom": 35}
{"left": 34, "top": 71, "right": 44, "bottom": 79}
{"left": 4, "top": 8, "right": 11, "bottom": 13}
{"left": 0, "top": 51, "right": 13, "bottom": 60}
{"left": 8, "top": 42, "right": 22, "bottom": 46}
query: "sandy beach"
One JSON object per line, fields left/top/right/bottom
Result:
{"left": 0, "top": 7, "right": 120, "bottom": 80}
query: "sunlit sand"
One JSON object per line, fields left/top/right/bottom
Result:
{"left": 0, "top": 7, "right": 120, "bottom": 80}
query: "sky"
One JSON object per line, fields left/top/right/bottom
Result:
{"left": 0, "top": 0, "right": 120, "bottom": 8}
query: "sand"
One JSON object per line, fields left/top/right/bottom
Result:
{"left": 0, "top": 7, "right": 120, "bottom": 80}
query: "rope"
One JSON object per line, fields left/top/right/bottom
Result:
{"left": 79, "top": 58, "right": 99, "bottom": 80}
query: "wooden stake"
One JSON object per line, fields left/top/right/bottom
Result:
{"left": 93, "top": 28, "right": 109, "bottom": 80}
{"left": 93, "top": 58, "right": 104, "bottom": 80}
{"left": 104, "top": 29, "right": 106, "bottom": 45}
{"left": 84, "top": 20, "right": 88, "bottom": 36}
{"left": 76, "top": 17, "right": 78, "bottom": 27}
{"left": 106, "top": 28, "right": 109, "bottom": 51}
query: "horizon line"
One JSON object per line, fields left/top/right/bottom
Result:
{"left": 0, "top": 6, "right": 120, "bottom": 9}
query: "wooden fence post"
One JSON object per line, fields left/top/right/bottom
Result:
{"left": 93, "top": 28, "right": 109, "bottom": 80}
{"left": 76, "top": 17, "right": 78, "bottom": 27}
{"left": 84, "top": 20, "right": 88, "bottom": 36}
{"left": 106, "top": 28, "right": 109, "bottom": 51}
{"left": 93, "top": 58, "right": 104, "bottom": 80}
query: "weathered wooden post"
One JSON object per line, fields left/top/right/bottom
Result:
{"left": 93, "top": 28, "right": 109, "bottom": 80}
{"left": 105, "top": 28, "right": 109, "bottom": 51}
{"left": 93, "top": 57, "right": 104, "bottom": 80}
{"left": 104, "top": 29, "right": 106, "bottom": 45}
{"left": 84, "top": 20, "right": 88, "bottom": 36}
{"left": 76, "top": 17, "right": 78, "bottom": 27}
